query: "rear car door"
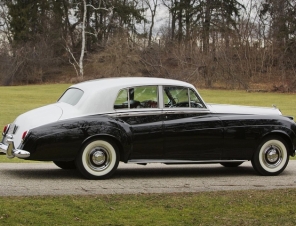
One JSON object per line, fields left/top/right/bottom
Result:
{"left": 114, "top": 85, "right": 164, "bottom": 159}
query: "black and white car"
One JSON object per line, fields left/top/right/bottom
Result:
{"left": 1, "top": 77, "right": 296, "bottom": 179}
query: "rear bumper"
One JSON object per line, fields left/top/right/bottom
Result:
{"left": 0, "top": 140, "right": 30, "bottom": 159}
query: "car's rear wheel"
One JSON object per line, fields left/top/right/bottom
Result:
{"left": 76, "top": 139, "right": 119, "bottom": 179}
{"left": 220, "top": 162, "right": 243, "bottom": 167}
{"left": 53, "top": 160, "right": 76, "bottom": 170}
{"left": 251, "top": 136, "right": 289, "bottom": 176}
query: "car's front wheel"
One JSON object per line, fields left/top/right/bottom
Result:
{"left": 251, "top": 136, "right": 289, "bottom": 176}
{"left": 76, "top": 139, "right": 120, "bottom": 179}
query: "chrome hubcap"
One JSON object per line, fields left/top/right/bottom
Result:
{"left": 87, "top": 147, "right": 111, "bottom": 171}
{"left": 92, "top": 150, "right": 106, "bottom": 165}
{"left": 263, "top": 145, "right": 282, "bottom": 168}
{"left": 266, "top": 149, "right": 279, "bottom": 163}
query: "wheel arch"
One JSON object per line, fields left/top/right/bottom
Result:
{"left": 257, "top": 130, "right": 294, "bottom": 156}
{"left": 80, "top": 134, "right": 129, "bottom": 162}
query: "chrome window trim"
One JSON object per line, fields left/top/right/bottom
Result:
{"left": 114, "top": 109, "right": 163, "bottom": 117}
{"left": 187, "top": 87, "right": 191, "bottom": 106}
{"left": 163, "top": 109, "right": 211, "bottom": 115}
{"left": 111, "top": 108, "right": 211, "bottom": 118}
{"left": 188, "top": 88, "right": 207, "bottom": 109}
{"left": 161, "top": 85, "right": 208, "bottom": 110}
{"left": 113, "top": 84, "right": 209, "bottom": 114}
{"left": 158, "top": 85, "right": 164, "bottom": 109}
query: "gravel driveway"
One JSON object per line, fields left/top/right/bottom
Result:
{"left": 0, "top": 161, "right": 295, "bottom": 196}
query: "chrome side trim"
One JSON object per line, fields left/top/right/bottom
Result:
{"left": 127, "top": 159, "right": 247, "bottom": 164}
{"left": 163, "top": 109, "right": 210, "bottom": 114}
{"left": 113, "top": 109, "right": 211, "bottom": 118}
{"left": 116, "top": 110, "right": 163, "bottom": 117}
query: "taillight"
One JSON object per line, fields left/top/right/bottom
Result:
{"left": 2, "top": 124, "right": 10, "bottom": 135}
{"left": 22, "top": 131, "right": 29, "bottom": 141}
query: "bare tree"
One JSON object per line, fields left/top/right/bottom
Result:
{"left": 144, "top": 0, "right": 159, "bottom": 46}
{"left": 65, "top": 0, "right": 113, "bottom": 79}
{"left": 0, "top": 3, "right": 12, "bottom": 43}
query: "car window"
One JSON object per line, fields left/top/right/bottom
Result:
{"left": 114, "top": 89, "right": 129, "bottom": 109}
{"left": 163, "top": 86, "right": 205, "bottom": 108}
{"left": 114, "top": 86, "right": 158, "bottom": 109}
{"left": 188, "top": 89, "right": 206, "bottom": 108}
{"left": 58, "top": 88, "right": 84, "bottom": 106}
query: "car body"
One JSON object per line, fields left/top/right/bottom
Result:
{"left": 1, "top": 77, "right": 296, "bottom": 179}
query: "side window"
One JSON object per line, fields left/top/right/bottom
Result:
{"left": 114, "top": 86, "right": 158, "bottom": 109}
{"left": 133, "top": 86, "right": 158, "bottom": 108}
{"left": 58, "top": 88, "right": 84, "bottom": 106}
{"left": 189, "top": 89, "right": 206, "bottom": 108}
{"left": 114, "top": 89, "right": 128, "bottom": 109}
{"left": 163, "top": 86, "right": 206, "bottom": 108}
{"left": 163, "top": 86, "right": 189, "bottom": 108}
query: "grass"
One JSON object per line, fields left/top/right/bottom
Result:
{"left": 1, "top": 84, "right": 296, "bottom": 225}
{"left": 0, "top": 84, "right": 70, "bottom": 128}
{"left": 0, "top": 190, "right": 296, "bottom": 225}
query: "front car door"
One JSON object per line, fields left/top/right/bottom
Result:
{"left": 162, "top": 86, "right": 224, "bottom": 160}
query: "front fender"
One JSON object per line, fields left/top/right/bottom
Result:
{"left": 260, "top": 128, "right": 296, "bottom": 156}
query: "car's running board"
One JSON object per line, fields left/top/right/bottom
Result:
{"left": 127, "top": 159, "right": 247, "bottom": 164}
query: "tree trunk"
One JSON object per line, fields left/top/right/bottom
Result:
{"left": 79, "top": 0, "right": 87, "bottom": 78}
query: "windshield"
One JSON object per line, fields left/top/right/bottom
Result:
{"left": 58, "top": 88, "right": 84, "bottom": 106}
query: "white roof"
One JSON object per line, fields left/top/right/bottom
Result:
{"left": 72, "top": 77, "right": 194, "bottom": 91}
{"left": 65, "top": 77, "right": 196, "bottom": 117}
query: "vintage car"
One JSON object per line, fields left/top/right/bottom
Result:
{"left": 1, "top": 77, "right": 296, "bottom": 179}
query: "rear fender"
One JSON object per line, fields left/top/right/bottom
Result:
{"left": 80, "top": 133, "right": 131, "bottom": 162}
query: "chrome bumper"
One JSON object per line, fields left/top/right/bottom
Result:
{"left": 0, "top": 139, "right": 30, "bottom": 159}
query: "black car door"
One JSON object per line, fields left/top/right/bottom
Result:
{"left": 114, "top": 86, "right": 164, "bottom": 159}
{"left": 162, "top": 86, "right": 224, "bottom": 160}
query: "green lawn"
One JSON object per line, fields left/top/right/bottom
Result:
{"left": 1, "top": 190, "right": 296, "bottom": 225}
{"left": 0, "top": 84, "right": 70, "bottom": 128}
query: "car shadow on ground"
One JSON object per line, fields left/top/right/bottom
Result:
{"left": 2, "top": 163, "right": 260, "bottom": 180}
{"left": 2, "top": 167, "right": 82, "bottom": 180}
{"left": 113, "top": 164, "right": 258, "bottom": 179}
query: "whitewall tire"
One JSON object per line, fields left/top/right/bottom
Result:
{"left": 76, "top": 139, "right": 119, "bottom": 179}
{"left": 251, "top": 136, "right": 289, "bottom": 176}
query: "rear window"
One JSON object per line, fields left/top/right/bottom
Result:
{"left": 58, "top": 88, "right": 84, "bottom": 106}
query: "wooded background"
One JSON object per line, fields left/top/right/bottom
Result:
{"left": 0, "top": 0, "right": 295, "bottom": 91}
